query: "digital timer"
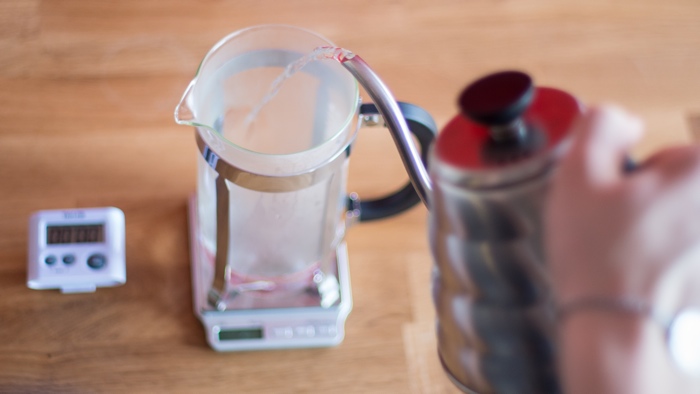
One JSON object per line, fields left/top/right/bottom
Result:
{"left": 27, "top": 207, "right": 126, "bottom": 293}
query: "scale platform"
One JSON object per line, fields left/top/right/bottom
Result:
{"left": 188, "top": 196, "right": 353, "bottom": 351}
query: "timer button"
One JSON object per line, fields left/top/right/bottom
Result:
{"left": 45, "top": 255, "right": 57, "bottom": 265}
{"left": 87, "top": 254, "right": 107, "bottom": 269}
{"left": 62, "top": 254, "right": 76, "bottom": 265}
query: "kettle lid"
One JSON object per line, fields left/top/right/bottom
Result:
{"left": 435, "top": 71, "right": 582, "bottom": 173}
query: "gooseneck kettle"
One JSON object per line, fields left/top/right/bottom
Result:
{"left": 341, "top": 59, "right": 581, "bottom": 394}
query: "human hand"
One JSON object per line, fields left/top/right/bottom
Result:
{"left": 546, "top": 105, "right": 700, "bottom": 310}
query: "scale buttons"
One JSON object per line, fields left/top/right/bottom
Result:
{"left": 316, "top": 324, "right": 337, "bottom": 337}
{"left": 273, "top": 327, "right": 294, "bottom": 338}
{"left": 294, "top": 325, "right": 315, "bottom": 337}
{"left": 271, "top": 325, "right": 338, "bottom": 339}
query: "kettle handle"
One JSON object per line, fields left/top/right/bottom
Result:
{"left": 349, "top": 102, "right": 437, "bottom": 222}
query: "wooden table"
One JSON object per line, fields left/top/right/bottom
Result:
{"left": 1, "top": 1, "right": 699, "bottom": 392}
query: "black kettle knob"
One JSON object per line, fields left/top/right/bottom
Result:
{"left": 458, "top": 71, "right": 534, "bottom": 126}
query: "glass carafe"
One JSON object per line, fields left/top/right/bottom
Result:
{"left": 175, "top": 25, "right": 435, "bottom": 310}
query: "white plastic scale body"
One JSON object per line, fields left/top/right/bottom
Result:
{"left": 188, "top": 196, "right": 352, "bottom": 351}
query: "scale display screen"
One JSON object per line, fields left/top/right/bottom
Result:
{"left": 46, "top": 224, "right": 105, "bottom": 244}
{"left": 218, "top": 328, "right": 264, "bottom": 341}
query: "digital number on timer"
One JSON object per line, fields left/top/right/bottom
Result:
{"left": 46, "top": 224, "right": 105, "bottom": 244}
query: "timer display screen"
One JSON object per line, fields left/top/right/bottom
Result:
{"left": 46, "top": 224, "right": 105, "bottom": 244}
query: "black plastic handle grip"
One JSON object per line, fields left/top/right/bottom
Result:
{"left": 349, "top": 102, "right": 437, "bottom": 222}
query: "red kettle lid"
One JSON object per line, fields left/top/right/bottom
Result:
{"left": 435, "top": 71, "right": 582, "bottom": 171}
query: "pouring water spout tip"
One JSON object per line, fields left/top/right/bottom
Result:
{"left": 340, "top": 51, "right": 356, "bottom": 61}
{"left": 317, "top": 46, "right": 356, "bottom": 62}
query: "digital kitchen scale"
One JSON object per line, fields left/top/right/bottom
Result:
{"left": 188, "top": 196, "right": 352, "bottom": 351}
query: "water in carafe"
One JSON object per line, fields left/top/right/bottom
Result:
{"left": 195, "top": 45, "right": 358, "bottom": 298}
{"left": 243, "top": 46, "right": 356, "bottom": 134}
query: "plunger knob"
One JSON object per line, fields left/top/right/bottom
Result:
{"left": 458, "top": 71, "right": 534, "bottom": 141}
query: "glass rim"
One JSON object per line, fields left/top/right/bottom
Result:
{"left": 187, "top": 24, "right": 360, "bottom": 161}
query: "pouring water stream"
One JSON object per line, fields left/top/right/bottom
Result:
{"left": 241, "top": 45, "right": 432, "bottom": 205}
{"left": 242, "top": 46, "right": 356, "bottom": 137}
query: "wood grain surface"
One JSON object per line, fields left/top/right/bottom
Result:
{"left": 1, "top": 1, "right": 699, "bottom": 393}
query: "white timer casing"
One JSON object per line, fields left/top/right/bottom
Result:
{"left": 27, "top": 207, "right": 126, "bottom": 293}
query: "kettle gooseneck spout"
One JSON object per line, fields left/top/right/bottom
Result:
{"left": 340, "top": 55, "right": 433, "bottom": 207}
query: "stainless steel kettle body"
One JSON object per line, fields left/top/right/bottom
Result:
{"left": 340, "top": 61, "right": 581, "bottom": 393}
{"left": 429, "top": 167, "right": 555, "bottom": 393}
{"left": 428, "top": 71, "right": 581, "bottom": 393}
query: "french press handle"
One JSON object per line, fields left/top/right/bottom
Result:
{"left": 349, "top": 102, "right": 437, "bottom": 222}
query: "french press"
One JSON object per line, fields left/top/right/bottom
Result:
{"left": 175, "top": 25, "right": 436, "bottom": 351}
